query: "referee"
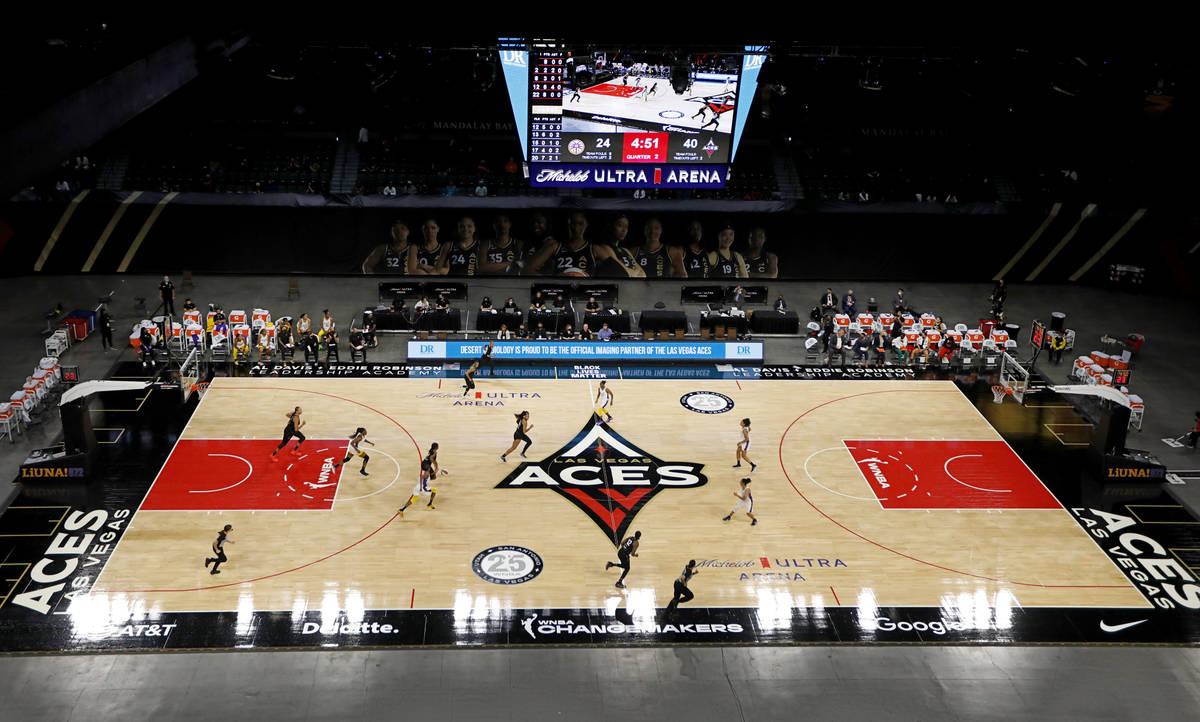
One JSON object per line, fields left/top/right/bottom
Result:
{"left": 665, "top": 559, "right": 698, "bottom": 613}
{"left": 605, "top": 530, "right": 641, "bottom": 588}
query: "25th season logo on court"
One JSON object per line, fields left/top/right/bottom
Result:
{"left": 495, "top": 415, "right": 707, "bottom": 543}
{"left": 680, "top": 391, "right": 734, "bottom": 414}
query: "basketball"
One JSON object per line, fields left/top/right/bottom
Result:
{"left": 561, "top": 267, "right": 589, "bottom": 277}
{"left": 440, "top": 468, "right": 450, "bottom": 475}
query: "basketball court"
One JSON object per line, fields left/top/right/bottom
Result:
{"left": 4, "top": 371, "right": 1198, "bottom": 650}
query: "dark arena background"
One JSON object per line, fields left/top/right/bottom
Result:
{"left": 1, "top": 18, "right": 1199, "bottom": 721}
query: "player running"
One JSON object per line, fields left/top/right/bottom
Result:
{"left": 462, "top": 359, "right": 480, "bottom": 396}
{"left": 398, "top": 457, "right": 439, "bottom": 515}
{"left": 605, "top": 530, "right": 641, "bottom": 588}
{"left": 332, "top": 427, "right": 374, "bottom": 476}
{"left": 501, "top": 411, "right": 534, "bottom": 462}
{"left": 732, "top": 417, "right": 757, "bottom": 472}
{"left": 594, "top": 380, "right": 614, "bottom": 423}
{"left": 270, "top": 407, "right": 306, "bottom": 460}
{"left": 722, "top": 478, "right": 757, "bottom": 526}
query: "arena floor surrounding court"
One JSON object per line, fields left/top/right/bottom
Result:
{"left": 2, "top": 370, "right": 1199, "bottom": 651}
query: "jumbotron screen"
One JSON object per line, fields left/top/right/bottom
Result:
{"left": 529, "top": 48, "right": 741, "bottom": 165}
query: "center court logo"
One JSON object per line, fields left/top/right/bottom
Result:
{"left": 518, "top": 613, "right": 743, "bottom": 639}
{"left": 496, "top": 415, "right": 707, "bottom": 543}
{"left": 679, "top": 391, "right": 734, "bottom": 414}
{"left": 472, "top": 545, "right": 544, "bottom": 585}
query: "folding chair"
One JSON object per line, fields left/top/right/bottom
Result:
{"left": 288, "top": 278, "right": 300, "bottom": 299}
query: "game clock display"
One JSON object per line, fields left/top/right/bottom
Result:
{"left": 560, "top": 132, "right": 725, "bottom": 164}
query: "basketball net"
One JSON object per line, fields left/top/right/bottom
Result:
{"left": 991, "top": 385, "right": 1011, "bottom": 405}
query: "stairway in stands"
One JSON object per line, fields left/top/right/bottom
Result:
{"left": 330, "top": 141, "right": 359, "bottom": 195}
{"left": 96, "top": 153, "right": 129, "bottom": 191}
{"left": 770, "top": 142, "right": 804, "bottom": 200}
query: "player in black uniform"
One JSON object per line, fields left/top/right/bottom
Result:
{"left": 598, "top": 213, "right": 645, "bottom": 278}
{"left": 743, "top": 226, "right": 779, "bottom": 279}
{"left": 523, "top": 211, "right": 638, "bottom": 278}
{"left": 479, "top": 215, "right": 523, "bottom": 275}
{"left": 479, "top": 341, "right": 496, "bottom": 377}
{"left": 683, "top": 220, "right": 710, "bottom": 279}
{"left": 700, "top": 111, "right": 721, "bottom": 131}
{"left": 521, "top": 212, "right": 555, "bottom": 275}
{"left": 568, "top": 85, "right": 581, "bottom": 102}
{"left": 709, "top": 225, "right": 748, "bottom": 278}
{"left": 462, "top": 360, "right": 480, "bottom": 396}
{"left": 635, "top": 217, "right": 687, "bottom": 278}
{"left": 605, "top": 530, "right": 641, "bottom": 588}
{"left": 500, "top": 411, "right": 534, "bottom": 461}
{"left": 691, "top": 103, "right": 710, "bottom": 121}
{"left": 362, "top": 220, "right": 412, "bottom": 274}
{"left": 441, "top": 216, "right": 480, "bottom": 276}
{"left": 665, "top": 560, "right": 699, "bottom": 612}
{"left": 271, "top": 407, "right": 306, "bottom": 460}
{"left": 204, "top": 524, "right": 234, "bottom": 574}
{"left": 407, "top": 218, "right": 443, "bottom": 275}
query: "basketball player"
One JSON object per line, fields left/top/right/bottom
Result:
{"left": 362, "top": 220, "right": 411, "bottom": 274}
{"left": 204, "top": 524, "right": 234, "bottom": 575}
{"left": 270, "top": 407, "right": 305, "bottom": 460}
{"left": 440, "top": 216, "right": 480, "bottom": 276}
{"left": 598, "top": 213, "right": 645, "bottom": 278}
{"left": 691, "top": 103, "right": 710, "bottom": 121}
{"left": 594, "top": 380, "right": 614, "bottom": 423}
{"left": 501, "top": 411, "right": 534, "bottom": 461}
{"left": 647, "top": 82, "right": 657, "bottom": 97}
{"left": 569, "top": 86, "right": 581, "bottom": 102}
{"left": 635, "top": 217, "right": 687, "bottom": 278}
{"left": 700, "top": 112, "right": 721, "bottom": 131}
{"left": 462, "top": 360, "right": 480, "bottom": 396}
{"left": 708, "top": 225, "right": 749, "bottom": 278}
{"left": 406, "top": 218, "right": 443, "bottom": 275}
{"left": 665, "top": 560, "right": 698, "bottom": 612}
{"left": 743, "top": 227, "right": 779, "bottom": 279}
{"left": 733, "top": 418, "right": 757, "bottom": 472}
{"left": 398, "top": 456, "right": 439, "bottom": 515}
{"left": 332, "top": 427, "right": 374, "bottom": 476}
{"left": 522, "top": 211, "right": 639, "bottom": 278}
{"left": 605, "top": 530, "right": 641, "bottom": 588}
{"left": 478, "top": 215, "right": 524, "bottom": 275}
{"left": 723, "top": 478, "right": 757, "bottom": 525}
{"left": 479, "top": 341, "right": 496, "bottom": 377}
{"left": 683, "top": 220, "right": 710, "bottom": 278}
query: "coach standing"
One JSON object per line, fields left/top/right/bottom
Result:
{"left": 158, "top": 275, "right": 176, "bottom": 317}
{"left": 205, "top": 524, "right": 234, "bottom": 575}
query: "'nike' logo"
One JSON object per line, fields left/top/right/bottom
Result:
{"left": 1099, "top": 619, "right": 1148, "bottom": 633}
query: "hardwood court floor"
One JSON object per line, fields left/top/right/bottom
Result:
{"left": 84, "top": 377, "right": 1145, "bottom": 619}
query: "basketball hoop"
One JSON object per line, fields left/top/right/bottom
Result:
{"left": 191, "top": 382, "right": 210, "bottom": 399}
{"left": 991, "top": 384, "right": 1011, "bottom": 404}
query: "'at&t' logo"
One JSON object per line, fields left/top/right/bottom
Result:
{"left": 496, "top": 415, "right": 706, "bottom": 543}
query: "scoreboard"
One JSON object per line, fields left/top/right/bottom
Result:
{"left": 526, "top": 45, "right": 742, "bottom": 188}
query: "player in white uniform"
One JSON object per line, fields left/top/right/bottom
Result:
{"left": 332, "top": 427, "right": 374, "bottom": 476}
{"left": 733, "top": 417, "right": 757, "bottom": 472}
{"left": 398, "top": 456, "right": 440, "bottom": 515}
{"left": 723, "top": 478, "right": 757, "bottom": 525}
{"left": 594, "top": 380, "right": 614, "bottom": 423}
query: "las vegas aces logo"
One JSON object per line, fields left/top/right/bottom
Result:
{"left": 495, "top": 415, "right": 707, "bottom": 543}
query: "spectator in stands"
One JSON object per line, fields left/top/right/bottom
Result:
{"left": 827, "top": 328, "right": 847, "bottom": 365}
{"left": 708, "top": 225, "right": 749, "bottom": 278}
{"left": 554, "top": 293, "right": 569, "bottom": 310}
{"left": 404, "top": 180, "right": 418, "bottom": 195}
{"left": 890, "top": 316, "right": 903, "bottom": 340}
{"left": 474, "top": 180, "right": 488, "bottom": 197}
{"left": 390, "top": 298, "right": 409, "bottom": 320}
{"left": 853, "top": 333, "right": 871, "bottom": 367}
{"left": 99, "top": 308, "right": 114, "bottom": 351}
{"left": 872, "top": 331, "right": 889, "bottom": 368}
{"left": 319, "top": 310, "right": 335, "bottom": 341}
{"left": 258, "top": 330, "right": 274, "bottom": 361}
{"left": 744, "top": 227, "right": 779, "bottom": 278}
{"left": 560, "top": 324, "right": 577, "bottom": 339}
{"left": 774, "top": 295, "right": 787, "bottom": 312}
{"left": 382, "top": 183, "right": 397, "bottom": 197}
{"left": 480, "top": 296, "right": 494, "bottom": 312}
{"left": 183, "top": 298, "right": 198, "bottom": 313}
{"left": 480, "top": 215, "right": 524, "bottom": 275}
{"left": 362, "top": 311, "right": 378, "bottom": 348}
{"left": 277, "top": 319, "right": 295, "bottom": 354}
{"left": 408, "top": 218, "right": 444, "bottom": 275}
{"left": 515, "top": 323, "right": 529, "bottom": 339}
{"left": 585, "top": 296, "right": 601, "bottom": 312}
{"left": 892, "top": 288, "right": 910, "bottom": 314}
{"left": 819, "top": 288, "right": 838, "bottom": 316}
{"left": 296, "top": 313, "right": 311, "bottom": 338}
{"left": 212, "top": 313, "right": 229, "bottom": 340}
{"left": 159, "top": 276, "right": 176, "bottom": 317}
{"left": 534, "top": 322, "right": 550, "bottom": 340}
{"left": 939, "top": 335, "right": 957, "bottom": 362}
{"left": 504, "top": 157, "right": 519, "bottom": 175}
{"left": 530, "top": 293, "right": 547, "bottom": 312}
{"left": 911, "top": 333, "right": 931, "bottom": 364}
{"left": 730, "top": 285, "right": 746, "bottom": 307}
{"left": 363, "top": 220, "right": 412, "bottom": 274}
{"left": 349, "top": 327, "right": 367, "bottom": 360}
{"left": 842, "top": 290, "right": 857, "bottom": 317}
{"left": 502, "top": 297, "right": 519, "bottom": 313}
{"left": 579, "top": 323, "right": 593, "bottom": 340}
{"left": 139, "top": 326, "right": 155, "bottom": 368}
{"left": 435, "top": 294, "right": 450, "bottom": 311}
{"left": 414, "top": 297, "right": 431, "bottom": 316}
{"left": 598, "top": 323, "right": 613, "bottom": 341}
{"left": 497, "top": 324, "right": 512, "bottom": 340}
{"left": 232, "top": 334, "right": 251, "bottom": 365}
